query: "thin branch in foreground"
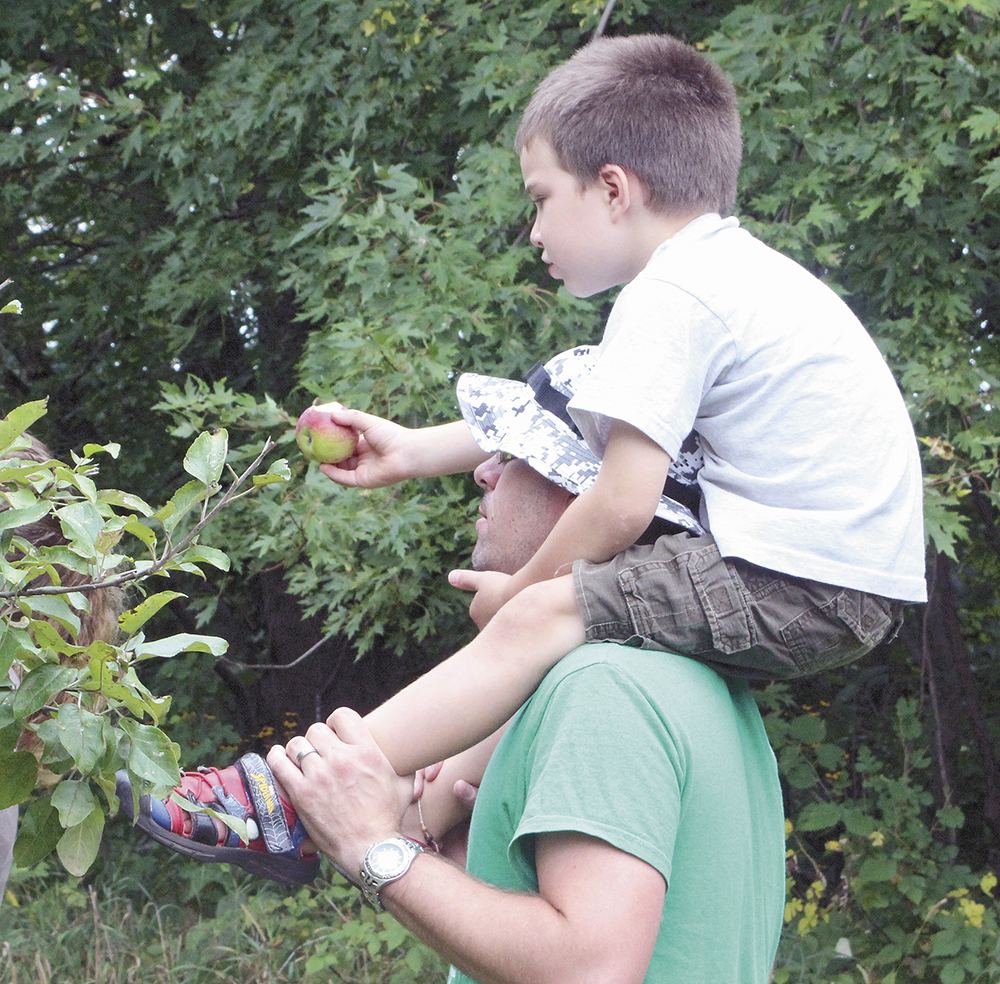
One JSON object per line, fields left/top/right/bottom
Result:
{"left": 0, "top": 439, "right": 277, "bottom": 599}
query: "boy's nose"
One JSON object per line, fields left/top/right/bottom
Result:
{"left": 529, "top": 217, "right": 543, "bottom": 249}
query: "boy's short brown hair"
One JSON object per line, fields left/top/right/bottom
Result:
{"left": 515, "top": 34, "right": 741, "bottom": 216}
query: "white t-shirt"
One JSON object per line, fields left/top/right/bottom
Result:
{"left": 569, "top": 213, "right": 927, "bottom": 602}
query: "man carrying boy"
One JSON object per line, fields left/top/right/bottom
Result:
{"left": 266, "top": 416, "right": 786, "bottom": 984}
{"left": 119, "top": 33, "right": 924, "bottom": 880}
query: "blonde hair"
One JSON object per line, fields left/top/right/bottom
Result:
{"left": 515, "top": 34, "right": 742, "bottom": 216}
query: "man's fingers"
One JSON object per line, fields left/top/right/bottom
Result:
{"left": 267, "top": 743, "right": 301, "bottom": 791}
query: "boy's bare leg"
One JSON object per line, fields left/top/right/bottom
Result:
{"left": 364, "top": 573, "right": 584, "bottom": 776}
{"left": 161, "top": 575, "right": 582, "bottom": 845}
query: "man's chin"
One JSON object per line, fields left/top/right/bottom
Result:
{"left": 471, "top": 543, "right": 487, "bottom": 573}
{"left": 471, "top": 542, "right": 517, "bottom": 577}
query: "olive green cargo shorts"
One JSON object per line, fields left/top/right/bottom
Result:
{"left": 573, "top": 532, "right": 905, "bottom": 680}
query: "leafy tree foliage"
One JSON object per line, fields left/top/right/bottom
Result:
{"left": 2, "top": 1, "right": 1000, "bottom": 976}
{"left": 0, "top": 399, "right": 289, "bottom": 873}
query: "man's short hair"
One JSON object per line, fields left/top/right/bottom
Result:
{"left": 515, "top": 34, "right": 742, "bottom": 216}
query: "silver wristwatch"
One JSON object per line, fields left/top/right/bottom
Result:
{"left": 359, "top": 837, "right": 425, "bottom": 910}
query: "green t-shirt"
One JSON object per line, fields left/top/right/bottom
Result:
{"left": 448, "top": 643, "right": 785, "bottom": 984}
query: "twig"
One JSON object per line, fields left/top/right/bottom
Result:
{"left": 1, "top": 438, "right": 277, "bottom": 599}
{"left": 594, "top": 0, "right": 618, "bottom": 38}
{"left": 218, "top": 630, "right": 340, "bottom": 672}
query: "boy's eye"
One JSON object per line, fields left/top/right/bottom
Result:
{"left": 497, "top": 451, "right": 516, "bottom": 465}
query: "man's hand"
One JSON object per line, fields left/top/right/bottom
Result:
{"left": 448, "top": 569, "right": 516, "bottom": 628}
{"left": 267, "top": 708, "right": 415, "bottom": 876}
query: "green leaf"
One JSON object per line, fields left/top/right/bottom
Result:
{"left": 123, "top": 518, "right": 157, "bottom": 550}
{"left": 797, "top": 801, "right": 842, "bottom": 832}
{"left": 0, "top": 698, "right": 16, "bottom": 735}
{"left": 56, "top": 806, "right": 104, "bottom": 876}
{"left": 96, "top": 488, "right": 154, "bottom": 516}
{"left": 789, "top": 713, "right": 826, "bottom": 744}
{"left": 179, "top": 544, "right": 230, "bottom": 572}
{"left": 183, "top": 429, "right": 228, "bottom": 486}
{"left": 85, "top": 659, "right": 163, "bottom": 720}
{"left": 937, "top": 805, "right": 965, "bottom": 829}
{"left": 939, "top": 963, "right": 966, "bottom": 984}
{"left": 254, "top": 458, "right": 291, "bottom": 485}
{"left": 18, "top": 594, "right": 82, "bottom": 638}
{"left": 170, "top": 792, "right": 249, "bottom": 844}
{"left": 129, "top": 632, "right": 228, "bottom": 661}
{"left": 12, "top": 664, "right": 80, "bottom": 719}
{"left": 54, "top": 500, "right": 105, "bottom": 557}
{"left": 0, "top": 749, "right": 39, "bottom": 808}
{"left": 55, "top": 703, "right": 106, "bottom": 774}
{"left": 51, "top": 778, "right": 98, "bottom": 827}
{"left": 858, "top": 855, "right": 899, "bottom": 883}
{"left": 120, "top": 719, "right": 181, "bottom": 787}
{"left": 82, "top": 442, "right": 121, "bottom": 460}
{"left": 12, "top": 796, "right": 62, "bottom": 867}
{"left": 0, "top": 400, "right": 48, "bottom": 454}
{"left": 0, "top": 624, "right": 31, "bottom": 681}
{"left": 964, "top": 105, "right": 1000, "bottom": 142}
{"left": 118, "top": 590, "right": 187, "bottom": 635}
{"left": 0, "top": 500, "right": 52, "bottom": 533}
{"left": 930, "top": 925, "right": 964, "bottom": 958}
{"left": 155, "top": 480, "right": 208, "bottom": 535}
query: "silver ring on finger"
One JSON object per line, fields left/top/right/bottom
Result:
{"left": 296, "top": 745, "right": 320, "bottom": 766}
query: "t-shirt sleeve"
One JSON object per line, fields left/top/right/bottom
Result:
{"left": 569, "top": 279, "right": 734, "bottom": 461}
{"left": 509, "top": 661, "right": 685, "bottom": 885}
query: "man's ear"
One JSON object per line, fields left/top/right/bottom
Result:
{"left": 597, "top": 163, "right": 643, "bottom": 220}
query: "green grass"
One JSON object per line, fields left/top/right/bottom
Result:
{"left": 0, "top": 822, "right": 446, "bottom": 984}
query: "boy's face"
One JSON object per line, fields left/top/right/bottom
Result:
{"left": 519, "top": 137, "right": 635, "bottom": 298}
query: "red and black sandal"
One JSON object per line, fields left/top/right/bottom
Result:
{"left": 116, "top": 753, "right": 321, "bottom": 885}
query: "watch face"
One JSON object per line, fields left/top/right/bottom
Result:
{"left": 368, "top": 841, "right": 408, "bottom": 879}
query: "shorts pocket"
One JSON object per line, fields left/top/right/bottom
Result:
{"left": 617, "top": 542, "right": 752, "bottom": 657}
{"left": 780, "top": 589, "right": 895, "bottom": 674}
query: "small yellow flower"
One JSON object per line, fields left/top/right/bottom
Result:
{"left": 958, "top": 898, "right": 985, "bottom": 928}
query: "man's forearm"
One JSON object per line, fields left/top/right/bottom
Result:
{"left": 383, "top": 853, "right": 561, "bottom": 984}
{"left": 381, "top": 838, "right": 662, "bottom": 984}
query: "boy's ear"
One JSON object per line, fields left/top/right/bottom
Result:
{"left": 597, "top": 163, "right": 642, "bottom": 219}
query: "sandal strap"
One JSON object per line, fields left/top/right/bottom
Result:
{"left": 235, "top": 753, "right": 296, "bottom": 856}
{"left": 211, "top": 780, "right": 250, "bottom": 823}
{"left": 189, "top": 808, "right": 221, "bottom": 846}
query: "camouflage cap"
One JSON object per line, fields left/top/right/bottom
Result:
{"left": 456, "top": 345, "right": 705, "bottom": 534}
